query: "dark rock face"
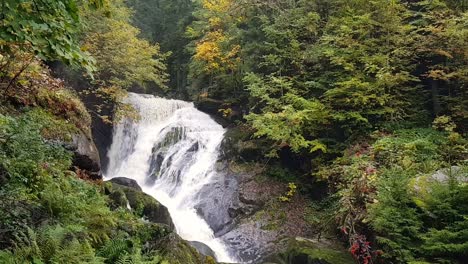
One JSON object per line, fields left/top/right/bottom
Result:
{"left": 195, "top": 99, "right": 229, "bottom": 128}
{"left": 70, "top": 133, "right": 101, "bottom": 172}
{"left": 193, "top": 160, "right": 280, "bottom": 263}
{"left": 194, "top": 163, "right": 239, "bottom": 236}
{"left": 189, "top": 241, "right": 216, "bottom": 259}
{"left": 48, "top": 61, "right": 114, "bottom": 172}
{"left": 90, "top": 115, "right": 113, "bottom": 172}
{"left": 62, "top": 131, "right": 101, "bottom": 179}
{"left": 195, "top": 127, "right": 341, "bottom": 264}
{"left": 76, "top": 90, "right": 113, "bottom": 172}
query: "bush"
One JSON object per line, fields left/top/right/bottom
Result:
{"left": 0, "top": 111, "right": 169, "bottom": 263}
{"left": 321, "top": 128, "right": 468, "bottom": 263}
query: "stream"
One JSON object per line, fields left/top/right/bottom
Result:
{"left": 104, "top": 93, "right": 238, "bottom": 263}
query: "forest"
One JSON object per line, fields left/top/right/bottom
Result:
{"left": 0, "top": 0, "right": 467, "bottom": 264}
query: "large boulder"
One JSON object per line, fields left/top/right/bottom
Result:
{"left": 189, "top": 241, "right": 216, "bottom": 259}
{"left": 105, "top": 179, "right": 174, "bottom": 230}
{"left": 62, "top": 131, "right": 101, "bottom": 179}
{"left": 194, "top": 163, "right": 239, "bottom": 235}
{"left": 429, "top": 166, "right": 467, "bottom": 183}
{"left": 109, "top": 177, "right": 142, "bottom": 191}
{"left": 147, "top": 232, "right": 217, "bottom": 264}
{"left": 412, "top": 166, "right": 468, "bottom": 194}
{"left": 263, "top": 237, "right": 354, "bottom": 264}
{"left": 70, "top": 133, "right": 101, "bottom": 172}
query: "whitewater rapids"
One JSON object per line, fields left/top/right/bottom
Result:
{"left": 104, "top": 93, "right": 236, "bottom": 263}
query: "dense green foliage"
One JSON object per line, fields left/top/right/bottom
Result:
{"left": 0, "top": 0, "right": 104, "bottom": 74}
{"left": 0, "top": 110, "right": 170, "bottom": 263}
{"left": 162, "top": 0, "right": 466, "bottom": 263}
{"left": 318, "top": 125, "right": 467, "bottom": 263}
{"left": 126, "top": 0, "right": 194, "bottom": 95}
{"left": 186, "top": 0, "right": 467, "bottom": 154}
{"left": 1, "top": 0, "right": 467, "bottom": 263}
{"left": 82, "top": 0, "right": 169, "bottom": 90}
{"left": 0, "top": 1, "right": 191, "bottom": 263}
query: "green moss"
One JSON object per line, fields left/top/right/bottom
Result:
{"left": 270, "top": 238, "right": 355, "bottom": 264}
{"left": 204, "top": 256, "right": 217, "bottom": 264}
{"left": 289, "top": 246, "right": 354, "bottom": 264}
{"left": 36, "top": 87, "right": 92, "bottom": 135}
{"left": 107, "top": 183, "right": 161, "bottom": 217}
{"left": 108, "top": 187, "right": 129, "bottom": 209}
{"left": 148, "top": 233, "right": 206, "bottom": 264}
{"left": 0, "top": 111, "right": 182, "bottom": 264}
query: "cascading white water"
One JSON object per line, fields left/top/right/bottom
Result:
{"left": 105, "top": 93, "right": 236, "bottom": 263}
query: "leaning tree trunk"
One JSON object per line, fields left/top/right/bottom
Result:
{"left": 431, "top": 78, "right": 441, "bottom": 116}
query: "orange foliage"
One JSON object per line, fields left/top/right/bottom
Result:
{"left": 194, "top": 30, "right": 241, "bottom": 73}
{"left": 202, "top": 0, "right": 232, "bottom": 13}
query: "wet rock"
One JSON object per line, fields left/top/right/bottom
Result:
{"left": 221, "top": 220, "right": 279, "bottom": 264}
{"left": 105, "top": 181, "right": 174, "bottom": 229}
{"left": 188, "top": 142, "right": 200, "bottom": 152}
{"left": 189, "top": 241, "right": 216, "bottom": 258}
{"left": 109, "top": 177, "right": 142, "bottom": 191}
{"left": 195, "top": 169, "right": 238, "bottom": 235}
{"left": 209, "top": 159, "right": 327, "bottom": 263}
{"left": 193, "top": 159, "right": 290, "bottom": 262}
{"left": 194, "top": 161, "right": 268, "bottom": 238}
{"left": 148, "top": 152, "right": 165, "bottom": 183}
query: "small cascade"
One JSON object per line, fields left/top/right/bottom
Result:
{"left": 105, "top": 93, "right": 237, "bottom": 263}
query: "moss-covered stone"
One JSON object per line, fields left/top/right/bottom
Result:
{"left": 264, "top": 237, "right": 355, "bottom": 264}
{"left": 204, "top": 256, "right": 217, "bottom": 264}
{"left": 104, "top": 180, "right": 221, "bottom": 263}
{"left": 105, "top": 181, "right": 175, "bottom": 229}
{"left": 189, "top": 241, "right": 216, "bottom": 258}
{"left": 107, "top": 186, "right": 128, "bottom": 209}
{"left": 222, "top": 127, "right": 269, "bottom": 162}
{"left": 147, "top": 232, "right": 210, "bottom": 264}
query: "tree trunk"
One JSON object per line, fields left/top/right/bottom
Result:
{"left": 431, "top": 79, "right": 441, "bottom": 116}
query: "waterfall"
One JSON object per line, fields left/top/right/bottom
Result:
{"left": 105, "top": 93, "right": 237, "bottom": 263}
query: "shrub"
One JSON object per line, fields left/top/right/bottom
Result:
{"left": 0, "top": 111, "right": 172, "bottom": 263}
{"left": 321, "top": 128, "right": 467, "bottom": 263}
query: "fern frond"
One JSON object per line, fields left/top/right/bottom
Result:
{"left": 97, "top": 238, "right": 130, "bottom": 261}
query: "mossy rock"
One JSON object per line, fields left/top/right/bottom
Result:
{"left": 189, "top": 241, "right": 216, "bottom": 258}
{"left": 136, "top": 222, "right": 172, "bottom": 243}
{"left": 147, "top": 232, "right": 211, "bottom": 264}
{"left": 105, "top": 181, "right": 222, "bottom": 263}
{"left": 107, "top": 186, "right": 128, "bottom": 209}
{"left": 222, "top": 127, "right": 271, "bottom": 162}
{"left": 264, "top": 237, "right": 355, "bottom": 264}
{"left": 105, "top": 181, "right": 174, "bottom": 229}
